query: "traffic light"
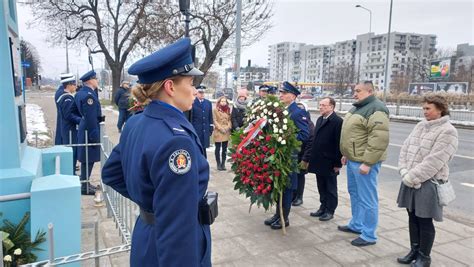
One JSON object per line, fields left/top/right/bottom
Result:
{"left": 247, "top": 59, "right": 251, "bottom": 68}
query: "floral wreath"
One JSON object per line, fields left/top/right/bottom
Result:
{"left": 230, "top": 95, "right": 301, "bottom": 233}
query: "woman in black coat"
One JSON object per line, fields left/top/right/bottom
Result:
{"left": 231, "top": 89, "right": 248, "bottom": 131}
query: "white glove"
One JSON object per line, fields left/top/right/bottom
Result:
{"left": 399, "top": 168, "right": 408, "bottom": 177}
{"left": 402, "top": 174, "right": 421, "bottom": 189}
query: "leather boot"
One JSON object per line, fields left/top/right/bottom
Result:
{"left": 271, "top": 207, "right": 290, "bottom": 230}
{"left": 411, "top": 251, "right": 431, "bottom": 267}
{"left": 264, "top": 213, "right": 280, "bottom": 226}
{"left": 397, "top": 244, "right": 419, "bottom": 264}
{"left": 216, "top": 157, "right": 222, "bottom": 171}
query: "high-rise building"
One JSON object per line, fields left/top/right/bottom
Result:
{"left": 268, "top": 32, "right": 437, "bottom": 92}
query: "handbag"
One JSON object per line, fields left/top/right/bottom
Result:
{"left": 431, "top": 178, "right": 456, "bottom": 206}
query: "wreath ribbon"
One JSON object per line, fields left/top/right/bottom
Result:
{"left": 237, "top": 118, "right": 267, "bottom": 152}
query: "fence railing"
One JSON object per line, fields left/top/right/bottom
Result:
{"left": 21, "top": 124, "right": 134, "bottom": 266}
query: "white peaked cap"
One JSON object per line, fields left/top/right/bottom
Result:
{"left": 61, "top": 76, "right": 76, "bottom": 84}
{"left": 59, "top": 73, "right": 74, "bottom": 79}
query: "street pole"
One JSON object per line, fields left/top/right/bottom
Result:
{"left": 383, "top": 0, "right": 393, "bottom": 102}
{"left": 355, "top": 5, "right": 372, "bottom": 33}
{"left": 66, "top": 39, "right": 70, "bottom": 73}
{"left": 357, "top": 41, "right": 362, "bottom": 83}
{"left": 184, "top": 10, "right": 190, "bottom": 37}
{"left": 234, "top": 0, "right": 242, "bottom": 100}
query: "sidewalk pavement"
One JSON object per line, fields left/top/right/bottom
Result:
{"left": 86, "top": 106, "right": 474, "bottom": 266}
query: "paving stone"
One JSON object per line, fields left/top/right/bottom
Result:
{"left": 433, "top": 239, "right": 474, "bottom": 265}
{"left": 377, "top": 213, "right": 407, "bottom": 231}
{"left": 314, "top": 239, "right": 375, "bottom": 265}
{"left": 279, "top": 246, "right": 341, "bottom": 266}
{"left": 212, "top": 237, "right": 249, "bottom": 264}
{"left": 362, "top": 237, "right": 407, "bottom": 258}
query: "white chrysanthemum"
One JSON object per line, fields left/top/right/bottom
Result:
{"left": 14, "top": 248, "right": 22, "bottom": 255}
{"left": 283, "top": 125, "right": 288, "bottom": 130}
{"left": 267, "top": 102, "right": 272, "bottom": 106}
{"left": 279, "top": 129, "right": 283, "bottom": 133}
{"left": 283, "top": 110, "right": 289, "bottom": 115}
{"left": 281, "top": 140, "right": 287, "bottom": 145}
{"left": 274, "top": 117, "right": 280, "bottom": 123}
{"left": 273, "top": 113, "right": 277, "bottom": 118}
{"left": 278, "top": 136, "right": 282, "bottom": 142}
{"left": 283, "top": 118, "right": 288, "bottom": 124}
{"left": 259, "top": 135, "right": 264, "bottom": 140}
{"left": 247, "top": 102, "right": 253, "bottom": 107}
{"left": 260, "top": 112, "right": 265, "bottom": 117}
{"left": 273, "top": 102, "right": 279, "bottom": 107}
{"left": 263, "top": 109, "right": 268, "bottom": 114}
{"left": 268, "top": 119, "right": 273, "bottom": 123}
{"left": 4, "top": 255, "right": 12, "bottom": 262}
{"left": 268, "top": 111, "right": 273, "bottom": 116}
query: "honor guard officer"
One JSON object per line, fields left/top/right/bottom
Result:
{"left": 264, "top": 81, "right": 310, "bottom": 229}
{"left": 102, "top": 38, "right": 213, "bottom": 267}
{"left": 56, "top": 76, "right": 81, "bottom": 171}
{"left": 191, "top": 85, "right": 214, "bottom": 155}
{"left": 76, "top": 70, "right": 103, "bottom": 195}
{"left": 55, "top": 73, "right": 74, "bottom": 145}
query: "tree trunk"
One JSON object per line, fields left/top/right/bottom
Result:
{"left": 111, "top": 66, "right": 123, "bottom": 103}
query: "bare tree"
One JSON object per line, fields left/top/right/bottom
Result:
{"left": 159, "top": 0, "right": 274, "bottom": 85}
{"left": 390, "top": 73, "right": 411, "bottom": 95}
{"left": 20, "top": 40, "right": 41, "bottom": 84}
{"left": 30, "top": 0, "right": 171, "bottom": 96}
{"left": 333, "top": 61, "right": 354, "bottom": 94}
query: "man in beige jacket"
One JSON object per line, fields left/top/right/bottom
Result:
{"left": 338, "top": 81, "right": 389, "bottom": 247}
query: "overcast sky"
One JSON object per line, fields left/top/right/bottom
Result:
{"left": 17, "top": 0, "right": 473, "bottom": 79}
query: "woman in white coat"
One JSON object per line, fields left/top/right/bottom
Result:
{"left": 396, "top": 95, "right": 458, "bottom": 267}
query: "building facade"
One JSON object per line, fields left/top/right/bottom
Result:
{"left": 268, "top": 32, "right": 437, "bottom": 92}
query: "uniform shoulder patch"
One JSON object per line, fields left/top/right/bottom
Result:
{"left": 87, "top": 98, "right": 94, "bottom": 105}
{"left": 168, "top": 149, "right": 192, "bottom": 175}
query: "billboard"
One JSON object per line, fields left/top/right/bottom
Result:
{"left": 436, "top": 82, "right": 468, "bottom": 95}
{"left": 408, "top": 83, "right": 436, "bottom": 95}
{"left": 430, "top": 59, "right": 451, "bottom": 79}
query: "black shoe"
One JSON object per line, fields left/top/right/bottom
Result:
{"left": 351, "top": 237, "right": 376, "bottom": 247}
{"left": 221, "top": 164, "right": 227, "bottom": 171}
{"left": 292, "top": 198, "right": 303, "bottom": 206}
{"left": 217, "top": 165, "right": 223, "bottom": 171}
{"left": 411, "top": 251, "right": 431, "bottom": 267}
{"left": 319, "top": 213, "right": 334, "bottom": 221}
{"left": 310, "top": 209, "right": 325, "bottom": 217}
{"left": 270, "top": 218, "right": 289, "bottom": 230}
{"left": 264, "top": 214, "right": 280, "bottom": 226}
{"left": 397, "top": 244, "right": 419, "bottom": 264}
{"left": 337, "top": 225, "right": 361, "bottom": 234}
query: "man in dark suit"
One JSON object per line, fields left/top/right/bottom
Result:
{"left": 191, "top": 85, "right": 213, "bottom": 156}
{"left": 301, "top": 97, "right": 342, "bottom": 221}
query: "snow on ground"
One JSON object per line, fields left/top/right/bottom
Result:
{"left": 26, "top": 103, "right": 51, "bottom": 144}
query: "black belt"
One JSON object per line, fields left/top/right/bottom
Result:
{"left": 140, "top": 209, "right": 155, "bottom": 225}
{"left": 139, "top": 192, "right": 218, "bottom": 226}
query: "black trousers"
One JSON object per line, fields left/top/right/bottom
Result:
{"left": 316, "top": 173, "right": 338, "bottom": 214}
{"left": 214, "top": 141, "right": 228, "bottom": 166}
{"left": 294, "top": 172, "right": 306, "bottom": 199}
{"left": 408, "top": 209, "right": 435, "bottom": 256}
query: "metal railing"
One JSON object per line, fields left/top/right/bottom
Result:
{"left": 21, "top": 124, "right": 136, "bottom": 266}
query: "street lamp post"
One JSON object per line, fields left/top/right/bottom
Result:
{"left": 355, "top": 4, "right": 372, "bottom": 33}
{"left": 383, "top": 0, "right": 394, "bottom": 102}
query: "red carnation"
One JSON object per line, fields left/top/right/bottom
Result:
{"left": 265, "top": 135, "right": 271, "bottom": 142}
{"left": 255, "top": 141, "right": 261, "bottom": 146}
{"left": 274, "top": 171, "right": 280, "bottom": 177}
{"left": 269, "top": 148, "right": 275, "bottom": 154}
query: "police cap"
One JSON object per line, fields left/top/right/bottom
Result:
{"left": 280, "top": 81, "right": 301, "bottom": 96}
{"left": 128, "top": 38, "right": 203, "bottom": 84}
{"left": 80, "top": 70, "right": 97, "bottom": 82}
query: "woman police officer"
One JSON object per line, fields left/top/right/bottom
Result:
{"left": 102, "top": 38, "right": 212, "bottom": 266}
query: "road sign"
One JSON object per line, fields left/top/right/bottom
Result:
{"left": 21, "top": 61, "right": 30, "bottom": 68}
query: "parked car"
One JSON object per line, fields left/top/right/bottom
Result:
{"left": 299, "top": 93, "right": 313, "bottom": 100}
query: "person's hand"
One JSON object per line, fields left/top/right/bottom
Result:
{"left": 399, "top": 168, "right": 408, "bottom": 178}
{"left": 402, "top": 175, "right": 415, "bottom": 188}
{"left": 299, "top": 161, "right": 309, "bottom": 170}
{"left": 359, "top": 163, "right": 371, "bottom": 175}
{"left": 341, "top": 156, "right": 347, "bottom": 166}
{"left": 333, "top": 167, "right": 341, "bottom": 173}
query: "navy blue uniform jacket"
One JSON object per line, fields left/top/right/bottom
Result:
{"left": 288, "top": 102, "right": 310, "bottom": 189}
{"left": 54, "top": 85, "right": 65, "bottom": 145}
{"left": 191, "top": 98, "right": 213, "bottom": 148}
{"left": 57, "top": 93, "right": 81, "bottom": 145}
{"left": 75, "top": 86, "right": 102, "bottom": 163}
{"left": 102, "top": 101, "right": 212, "bottom": 267}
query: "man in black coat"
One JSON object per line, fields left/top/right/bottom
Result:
{"left": 301, "top": 97, "right": 342, "bottom": 221}
{"left": 114, "top": 81, "right": 131, "bottom": 133}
